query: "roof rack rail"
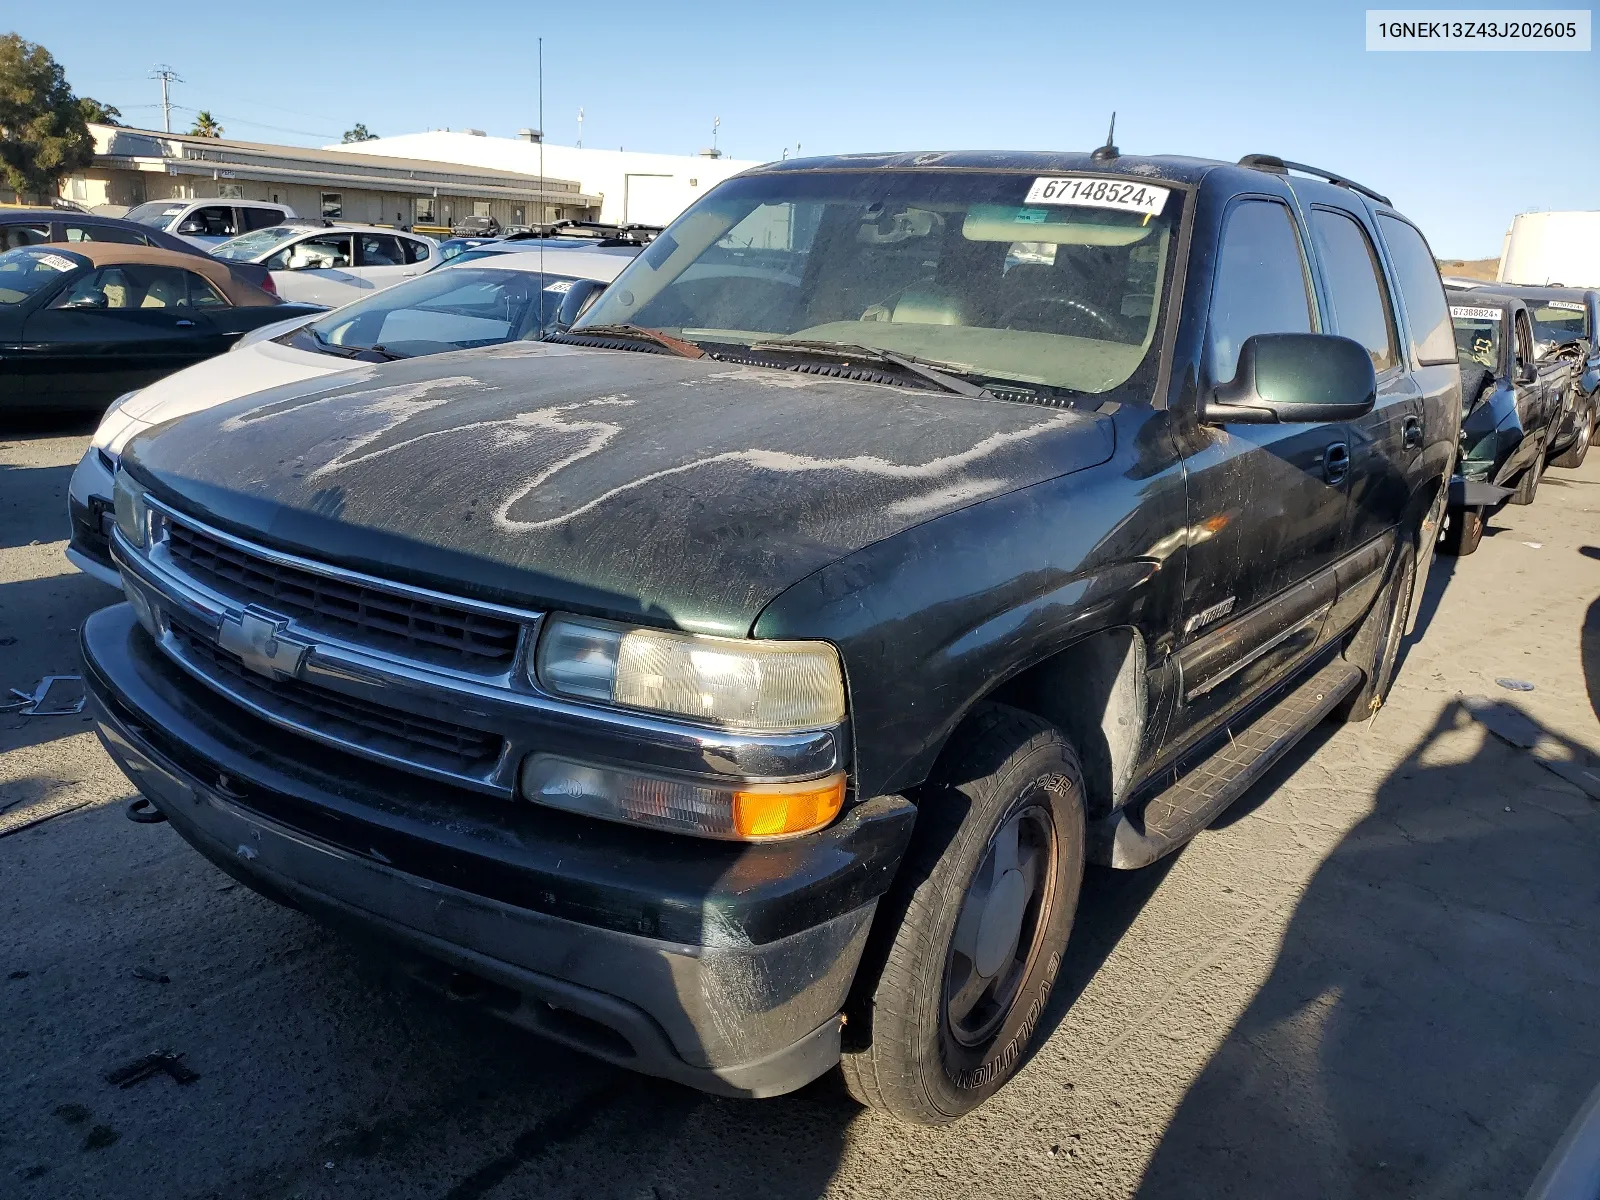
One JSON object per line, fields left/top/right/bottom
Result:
{"left": 1237, "top": 154, "right": 1392, "bottom": 207}
{"left": 502, "top": 219, "right": 664, "bottom": 246}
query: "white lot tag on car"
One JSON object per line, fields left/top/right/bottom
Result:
{"left": 1451, "top": 306, "right": 1502, "bottom": 320}
{"left": 1023, "top": 177, "right": 1171, "bottom": 215}
{"left": 1548, "top": 300, "right": 1585, "bottom": 311}
{"left": 38, "top": 253, "right": 80, "bottom": 273}
{"left": 544, "top": 279, "right": 574, "bottom": 293}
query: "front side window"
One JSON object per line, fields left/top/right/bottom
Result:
{"left": 1310, "top": 209, "right": 1397, "bottom": 372}
{"left": 1377, "top": 215, "right": 1455, "bottom": 365}
{"left": 298, "top": 267, "right": 580, "bottom": 356}
{"left": 267, "top": 234, "right": 354, "bottom": 271}
{"left": 1, "top": 223, "right": 52, "bottom": 250}
{"left": 188, "top": 206, "right": 239, "bottom": 237}
{"left": 1206, "top": 200, "right": 1313, "bottom": 384}
{"left": 578, "top": 169, "right": 1184, "bottom": 396}
{"left": 321, "top": 193, "right": 343, "bottom": 220}
{"left": 51, "top": 263, "right": 226, "bottom": 310}
{"left": 0, "top": 247, "right": 85, "bottom": 304}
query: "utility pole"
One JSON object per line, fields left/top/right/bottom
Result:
{"left": 712, "top": 115, "right": 720, "bottom": 156}
{"left": 150, "top": 65, "right": 181, "bottom": 133}
{"left": 577, "top": 107, "right": 583, "bottom": 149}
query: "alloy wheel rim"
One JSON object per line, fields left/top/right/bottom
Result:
{"left": 944, "top": 802, "right": 1058, "bottom": 1047}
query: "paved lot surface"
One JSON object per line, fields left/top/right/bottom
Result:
{"left": 3, "top": 420, "right": 1599, "bottom": 1200}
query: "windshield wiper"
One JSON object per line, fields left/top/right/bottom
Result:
{"left": 742, "top": 340, "right": 994, "bottom": 399}
{"left": 307, "top": 328, "right": 406, "bottom": 361}
{"left": 552, "top": 323, "right": 705, "bottom": 359}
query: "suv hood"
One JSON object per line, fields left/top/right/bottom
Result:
{"left": 124, "top": 341, "right": 1115, "bottom": 634}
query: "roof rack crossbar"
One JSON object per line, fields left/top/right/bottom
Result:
{"left": 1237, "top": 154, "right": 1392, "bottom": 207}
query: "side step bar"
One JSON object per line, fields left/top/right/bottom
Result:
{"left": 1091, "top": 657, "right": 1364, "bottom": 869}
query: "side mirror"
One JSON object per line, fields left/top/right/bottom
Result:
{"left": 176, "top": 219, "right": 206, "bottom": 236}
{"left": 551, "top": 278, "right": 608, "bottom": 332}
{"left": 1203, "top": 333, "right": 1376, "bottom": 425}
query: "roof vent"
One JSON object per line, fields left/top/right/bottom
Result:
{"left": 464, "top": 128, "right": 487, "bottom": 137}
{"left": 698, "top": 147, "right": 723, "bottom": 158}
{"left": 519, "top": 128, "right": 543, "bottom": 143}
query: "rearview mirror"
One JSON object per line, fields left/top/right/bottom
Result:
{"left": 1516, "top": 361, "right": 1537, "bottom": 384}
{"left": 1203, "top": 333, "right": 1376, "bottom": 425}
{"left": 550, "top": 277, "right": 608, "bottom": 333}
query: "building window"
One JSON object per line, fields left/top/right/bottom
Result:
{"left": 218, "top": 182, "right": 243, "bottom": 199}
{"left": 473, "top": 200, "right": 491, "bottom": 217}
{"left": 68, "top": 177, "right": 88, "bottom": 200}
{"left": 414, "top": 197, "right": 435, "bottom": 225}
{"left": 321, "top": 192, "right": 343, "bottom": 220}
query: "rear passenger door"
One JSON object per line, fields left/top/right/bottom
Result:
{"left": 1305, "top": 205, "right": 1419, "bottom": 565}
{"left": 1167, "top": 196, "right": 1351, "bottom": 753}
{"left": 352, "top": 233, "right": 416, "bottom": 292}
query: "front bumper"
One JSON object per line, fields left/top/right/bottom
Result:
{"left": 65, "top": 447, "right": 119, "bottom": 587}
{"left": 83, "top": 603, "right": 916, "bottom": 1097}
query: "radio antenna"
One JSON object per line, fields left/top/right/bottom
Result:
{"left": 538, "top": 36, "right": 545, "bottom": 303}
{"left": 1091, "top": 112, "right": 1119, "bottom": 162}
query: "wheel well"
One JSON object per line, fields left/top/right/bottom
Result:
{"left": 982, "top": 628, "right": 1147, "bottom": 820}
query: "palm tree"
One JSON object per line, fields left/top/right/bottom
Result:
{"left": 189, "top": 111, "right": 223, "bottom": 138}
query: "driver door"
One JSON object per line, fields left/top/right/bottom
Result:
{"left": 268, "top": 233, "right": 359, "bottom": 306}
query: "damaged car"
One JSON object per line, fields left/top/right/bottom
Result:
{"left": 1501, "top": 284, "right": 1600, "bottom": 470}
{"left": 1441, "top": 288, "right": 1576, "bottom": 553}
{"left": 84, "top": 150, "right": 1458, "bottom": 1124}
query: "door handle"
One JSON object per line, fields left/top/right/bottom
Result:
{"left": 175, "top": 319, "right": 196, "bottom": 328}
{"left": 1402, "top": 414, "right": 1423, "bottom": 450}
{"left": 1323, "top": 441, "right": 1351, "bottom": 485}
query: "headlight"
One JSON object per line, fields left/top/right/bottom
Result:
{"left": 112, "top": 470, "right": 151, "bottom": 549}
{"left": 519, "top": 755, "right": 845, "bottom": 841}
{"left": 535, "top": 614, "right": 846, "bottom": 732}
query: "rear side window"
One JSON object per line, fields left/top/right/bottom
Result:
{"left": 241, "top": 207, "right": 285, "bottom": 232}
{"left": 1377, "top": 215, "right": 1455, "bottom": 365}
{"left": 63, "top": 223, "right": 146, "bottom": 246}
{"left": 2, "top": 223, "right": 51, "bottom": 250}
{"left": 1310, "top": 209, "right": 1397, "bottom": 373}
{"left": 358, "top": 234, "right": 406, "bottom": 266}
{"left": 1206, "top": 200, "right": 1314, "bottom": 384}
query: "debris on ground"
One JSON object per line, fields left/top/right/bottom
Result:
{"left": 131, "top": 966, "right": 170, "bottom": 984}
{"left": 105, "top": 1051, "right": 200, "bottom": 1089}
{"left": 1461, "top": 695, "right": 1600, "bottom": 800}
{"left": 1496, "top": 678, "right": 1536, "bottom": 692}
{"left": 3, "top": 675, "right": 86, "bottom": 716}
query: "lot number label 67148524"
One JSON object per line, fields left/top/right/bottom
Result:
{"left": 1023, "top": 177, "right": 1171, "bottom": 215}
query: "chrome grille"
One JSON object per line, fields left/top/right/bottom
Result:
{"left": 164, "top": 520, "right": 520, "bottom": 671}
{"left": 168, "top": 619, "right": 504, "bottom": 776}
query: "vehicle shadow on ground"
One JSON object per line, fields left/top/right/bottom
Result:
{"left": 1585, "top": 593, "right": 1600, "bottom": 726}
{"left": 0, "top": 463, "right": 80, "bottom": 551}
{"left": 1133, "top": 697, "right": 1600, "bottom": 1200}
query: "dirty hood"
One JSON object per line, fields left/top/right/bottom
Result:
{"left": 124, "top": 342, "right": 1115, "bottom": 634}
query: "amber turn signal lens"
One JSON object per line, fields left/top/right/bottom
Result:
{"left": 732, "top": 774, "right": 846, "bottom": 839}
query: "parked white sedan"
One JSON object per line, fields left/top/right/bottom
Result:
{"left": 210, "top": 224, "right": 441, "bottom": 306}
{"left": 66, "top": 245, "right": 635, "bottom": 585}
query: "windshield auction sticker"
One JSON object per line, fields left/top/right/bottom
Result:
{"left": 1451, "top": 306, "right": 1503, "bottom": 320}
{"left": 1547, "top": 301, "right": 1586, "bottom": 311}
{"left": 1023, "top": 177, "right": 1171, "bottom": 215}
{"left": 35, "top": 253, "right": 80, "bottom": 273}
{"left": 1367, "top": 10, "right": 1590, "bottom": 49}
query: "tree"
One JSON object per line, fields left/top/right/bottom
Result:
{"left": 77, "top": 97, "right": 121, "bottom": 126}
{"left": 0, "top": 34, "right": 94, "bottom": 203}
{"left": 189, "top": 111, "right": 223, "bottom": 138}
{"left": 342, "top": 123, "right": 378, "bottom": 143}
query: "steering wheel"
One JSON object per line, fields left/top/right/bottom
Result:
{"left": 998, "top": 296, "right": 1120, "bottom": 338}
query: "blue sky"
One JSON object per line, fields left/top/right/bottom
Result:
{"left": 12, "top": 1, "right": 1595, "bottom": 257}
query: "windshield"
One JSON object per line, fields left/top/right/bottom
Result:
{"left": 0, "top": 247, "right": 85, "bottom": 304}
{"left": 123, "top": 202, "right": 187, "bottom": 230}
{"left": 575, "top": 169, "right": 1183, "bottom": 395}
{"left": 211, "top": 226, "right": 302, "bottom": 262}
{"left": 300, "top": 266, "right": 583, "bottom": 355}
{"left": 1450, "top": 305, "right": 1502, "bottom": 369}
{"left": 1529, "top": 302, "right": 1589, "bottom": 345}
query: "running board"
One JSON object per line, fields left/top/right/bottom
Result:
{"left": 1091, "top": 658, "right": 1364, "bottom": 869}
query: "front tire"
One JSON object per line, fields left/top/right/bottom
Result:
{"left": 1552, "top": 405, "right": 1593, "bottom": 469}
{"left": 1510, "top": 451, "right": 1544, "bottom": 505}
{"left": 1439, "top": 504, "right": 1485, "bottom": 556}
{"left": 840, "top": 704, "right": 1085, "bottom": 1125}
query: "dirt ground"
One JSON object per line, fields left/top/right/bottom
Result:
{"left": 3, "top": 420, "right": 1598, "bottom": 1200}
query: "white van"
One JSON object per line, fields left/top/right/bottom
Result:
{"left": 122, "top": 199, "right": 298, "bottom": 248}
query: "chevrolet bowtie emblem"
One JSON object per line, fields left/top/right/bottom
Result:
{"left": 216, "top": 606, "right": 311, "bottom": 681}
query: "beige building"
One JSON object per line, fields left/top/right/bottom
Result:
{"left": 56, "top": 124, "right": 600, "bottom": 233}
